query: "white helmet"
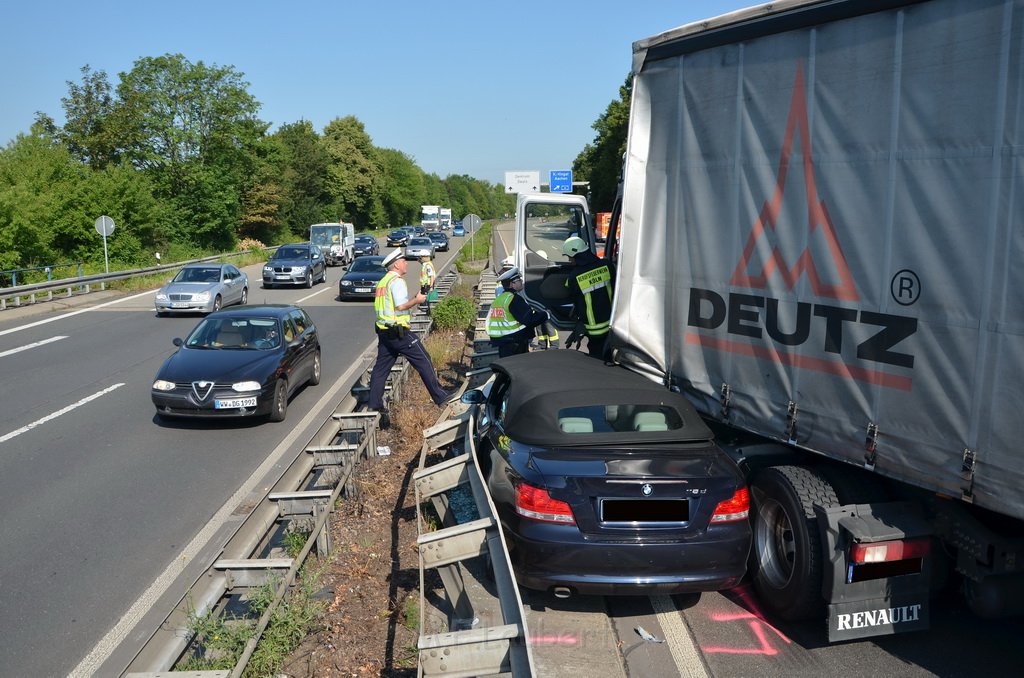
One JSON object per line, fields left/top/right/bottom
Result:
{"left": 500, "top": 255, "right": 515, "bottom": 269}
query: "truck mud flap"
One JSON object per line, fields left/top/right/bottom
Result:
{"left": 815, "top": 501, "right": 932, "bottom": 642}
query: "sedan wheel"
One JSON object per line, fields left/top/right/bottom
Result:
{"left": 239, "top": 287, "right": 248, "bottom": 305}
{"left": 305, "top": 271, "right": 313, "bottom": 288}
{"left": 211, "top": 295, "right": 222, "bottom": 313}
{"left": 309, "top": 349, "right": 322, "bottom": 386}
{"left": 268, "top": 379, "right": 288, "bottom": 422}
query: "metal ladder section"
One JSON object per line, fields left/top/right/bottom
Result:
{"left": 412, "top": 269, "right": 536, "bottom": 676}
{"left": 120, "top": 269, "right": 461, "bottom": 677}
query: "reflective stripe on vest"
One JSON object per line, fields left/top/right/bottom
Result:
{"left": 575, "top": 265, "right": 612, "bottom": 335}
{"left": 374, "top": 271, "right": 411, "bottom": 329}
{"left": 486, "top": 292, "right": 525, "bottom": 338}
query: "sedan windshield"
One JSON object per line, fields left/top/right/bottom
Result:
{"left": 349, "top": 258, "right": 385, "bottom": 273}
{"left": 185, "top": 317, "right": 280, "bottom": 350}
{"left": 173, "top": 267, "right": 221, "bottom": 283}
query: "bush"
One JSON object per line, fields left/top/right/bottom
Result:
{"left": 431, "top": 296, "right": 475, "bottom": 332}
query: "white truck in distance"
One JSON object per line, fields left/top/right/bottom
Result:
{"left": 511, "top": 0, "right": 1024, "bottom": 643}
{"left": 421, "top": 205, "right": 440, "bottom": 231}
{"left": 309, "top": 222, "right": 354, "bottom": 266}
{"left": 439, "top": 207, "right": 452, "bottom": 230}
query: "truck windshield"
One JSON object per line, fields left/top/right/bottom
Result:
{"left": 525, "top": 204, "right": 585, "bottom": 261}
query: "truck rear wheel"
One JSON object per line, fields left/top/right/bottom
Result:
{"left": 750, "top": 465, "right": 838, "bottom": 621}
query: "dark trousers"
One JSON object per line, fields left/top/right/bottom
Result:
{"left": 586, "top": 332, "right": 608, "bottom": 360}
{"left": 368, "top": 329, "right": 448, "bottom": 410}
{"left": 495, "top": 339, "right": 529, "bottom": 358}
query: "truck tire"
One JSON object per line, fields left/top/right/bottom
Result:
{"left": 750, "top": 465, "right": 838, "bottom": 621}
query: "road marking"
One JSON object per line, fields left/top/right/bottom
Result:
{"left": 70, "top": 354, "right": 370, "bottom": 677}
{"left": 0, "top": 383, "right": 125, "bottom": 444}
{"left": 0, "top": 335, "right": 68, "bottom": 358}
{"left": 296, "top": 285, "right": 335, "bottom": 304}
{"left": 650, "top": 594, "right": 710, "bottom": 678}
{"left": 0, "top": 290, "right": 156, "bottom": 338}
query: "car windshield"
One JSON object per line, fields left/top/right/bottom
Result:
{"left": 389, "top": 231, "right": 406, "bottom": 238}
{"left": 274, "top": 246, "right": 308, "bottom": 259}
{"left": 173, "top": 267, "right": 220, "bottom": 283}
{"left": 428, "top": 233, "right": 446, "bottom": 241}
{"left": 349, "top": 258, "right": 385, "bottom": 273}
{"left": 355, "top": 235, "right": 374, "bottom": 242}
{"left": 185, "top": 317, "right": 280, "bottom": 350}
{"left": 556, "top": 405, "right": 683, "bottom": 434}
{"left": 409, "top": 238, "right": 431, "bottom": 246}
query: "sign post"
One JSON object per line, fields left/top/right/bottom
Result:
{"left": 549, "top": 170, "right": 573, "bottom": 193}
{"left": 463, "top": 213, "right": 482, "bottom": 258}
{"left": 94, "top": 215, "right": 116, "bottom": 274}
{"left": 504, "top": 171, "right": 540, "bottom": 194}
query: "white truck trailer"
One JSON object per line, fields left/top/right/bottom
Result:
{"left": 309, "top": 222, "right": 354, "bottom": 266}
{"left": 421, "top": 205, "right": 440, "bottom": 231}
{"left": 511, "top": 0, "right": 1024, "bottom": 642}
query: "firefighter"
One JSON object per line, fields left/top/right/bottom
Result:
{"left": 562, "top": 236, "right": 614, "bottom": 359}
{"left": 486, "top": 266, "right": 549, "bottom": 358}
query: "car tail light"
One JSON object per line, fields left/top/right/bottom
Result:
{"left": 515, "top": 483, "right": 575, "bottom": 524}
{"left": 711, "top": 487, "right": 750, "bottom": 522}
{"left": 850, "top": 538, "right": 930, "bottom": 564}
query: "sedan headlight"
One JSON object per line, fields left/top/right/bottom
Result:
{"left": 152, "top": 379, "right": 176, "bottom": 391}
{"left": 291, "top": 265, "right": 307, "bottom": 273}
{"left": 263, "top": 265, "right": 274, "bottom": 272}
{"left": 232, "top": 381, "right": 262, "bottom": 392}
{"left": 340, "top": 280, "right": 352, "bottom": 286}
{"left": 155, "top": 291, "right": 168, "bottom": 301}
{"left": 193, "top": 291, "right": 211, "bottom": 302}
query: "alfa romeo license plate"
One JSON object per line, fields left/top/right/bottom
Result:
{"left": 215, "top": 397, "right": 257, "bottom": 409}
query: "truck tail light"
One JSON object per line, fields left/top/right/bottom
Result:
{"left": 515, "top": 483, "right": 575, "bottom": 524}
{"left": 711, "top": 487, "right": 750, "bottom": 522}
{"left": 850, "top": 538, "right": 930, "bottom": 564}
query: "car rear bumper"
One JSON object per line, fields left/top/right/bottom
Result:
{"left": 506, "top": 520, "right": 750, "bottom": 595}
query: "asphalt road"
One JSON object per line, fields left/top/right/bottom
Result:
{"left": 0, "top": 240, "right": 461, "bottom": 676}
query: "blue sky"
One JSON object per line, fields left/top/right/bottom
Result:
{"left": 2, "top": 0, "right": 747, "bottom": 185}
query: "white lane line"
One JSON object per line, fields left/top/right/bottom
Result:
{"left": 0, "top": 290, "right": 157, "bottom": 338}
{"left": 0, "top": 335, "right": 69, "bottom": 358}
{"left": 650, "top": 594, "right": 710, "bottom": 678}
{"left": 295, "top": 285, "right": 336, "bottom": 304}
{"left": 0, "top": 383, "right": 126, "bottom": 445}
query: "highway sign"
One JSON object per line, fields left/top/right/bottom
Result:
{"left": 94, "top": 215, "right": 115, "bottom": 237}
{"left": 549, "top": 170, "right": 573, "bottom": 193}
{"left": 504, "top": 171, "right": 540, "bottom": 194}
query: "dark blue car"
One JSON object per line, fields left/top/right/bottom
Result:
{"left": 463, "top": 350, "right": 751, "bottom": 596}
{"left": 151, "top": 305, "right": 320, "bottom": 423}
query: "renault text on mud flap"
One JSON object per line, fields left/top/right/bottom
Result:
{"left": 836, "top": 604, "right": 923, "bottom": 631}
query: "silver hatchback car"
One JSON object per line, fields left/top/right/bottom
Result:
{"left": 405, "top": 236, "right": 436, "bottom": 260}
{"left": 155, "top": 263, "right": 249, "bottom": 316}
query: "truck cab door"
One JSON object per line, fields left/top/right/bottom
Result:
{"left": 514, "top": 193, "right": 594, "bottom": 328}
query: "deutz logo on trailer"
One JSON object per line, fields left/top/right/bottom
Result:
{"left": 687, "top": 63, "right": 918, "bottom": 391}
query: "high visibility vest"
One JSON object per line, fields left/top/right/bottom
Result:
{"left": 419, "top": 261, "right": 436, "bottom": 289}
{"left": 486, "top": 292, "right": 525, "bottom": 338}
{"left": 572, "top": 264, "right": 613, "bottom": 335}
{"left": 374, "top": 271, "right": 411, "bottom": 329}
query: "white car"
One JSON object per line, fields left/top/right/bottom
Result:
{"left": 405, "top": 237, "right": 436, "bottom": 260}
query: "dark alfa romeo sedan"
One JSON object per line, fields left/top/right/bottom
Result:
{"left": 151, "top": 304, "right": 320, "bottom": 423}
{"left": 464, "top": 349, "right": 751, "bottom": 596}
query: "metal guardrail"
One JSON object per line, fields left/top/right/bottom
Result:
{"left": 412, "top": 269, "right": 535, "bottom": 677}
{"left": 0, "top": 249, "right": 270, "bottom": 311}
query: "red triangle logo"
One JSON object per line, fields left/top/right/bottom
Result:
{"left": 729, "top": 64, "right": 859, "bottom": 302}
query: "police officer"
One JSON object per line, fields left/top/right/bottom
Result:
{"left": 419, "top": 255, "right": 436, "bottom": 295}
{"left": 486, "top": 266, "right": 549, "bottom": 358}
{"left": 367, "top": 249, "right": 451, "bottom": 426}
{"left": 562, "top": 236, "right": 614, "bottom": 359}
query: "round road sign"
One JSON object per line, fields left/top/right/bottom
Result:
{"left": 94, "top": 215, "right": 116, "bottom": 237}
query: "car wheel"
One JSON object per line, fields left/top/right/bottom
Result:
{"left": 268, "top": 379, "right": 288, "bottom": 422}
{"left": 309, "top": 349, "right": 322, "bottom": 386}
{"left": 305, "top": 271, "right": 313, "bottom": 288}
{"left": 211, "top": 295, "right": 222, "bottom": 313}
{"left": 749, "top": 465, "right": 837, "bottom": 621}
{"left": 239, "top": 287, "right": 248, "bottom": 306}
{"left": 319, "top": 267, "right": 327, "bottom": 284}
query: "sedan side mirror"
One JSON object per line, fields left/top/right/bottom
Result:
{"left": 173, "top": 337, "right": 183, "bottom": 347}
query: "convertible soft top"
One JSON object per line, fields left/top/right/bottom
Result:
{"left": 491, "top": 350, "right": 712, "bottom": 447}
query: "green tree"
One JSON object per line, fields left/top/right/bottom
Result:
{"left": 271, "top": 121, "right": 333, "bottom": 236}
{"left": 378, "top": 148, "right": 424, "bottom": 228}
{"left": 35, "top": 65, "right": 125, "bottom": 170}
{"left": 322, "top": 116, "right": 382, "bottom": 229}
{"left": 574, "top": 73, "right": 632, "bottom": 212}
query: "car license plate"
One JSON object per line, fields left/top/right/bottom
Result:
{"left": 170, "top": 302, "right": 189, "bottom": 308}
{"left": 355, "top": 287, "right": 371, "bottom": 293}
{"left": 215, "top": 397, "right": 257, "bottom": 409}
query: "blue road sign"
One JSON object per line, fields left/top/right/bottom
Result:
{"left": 549, "top": 170, "right": 572, "bottom": 193}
